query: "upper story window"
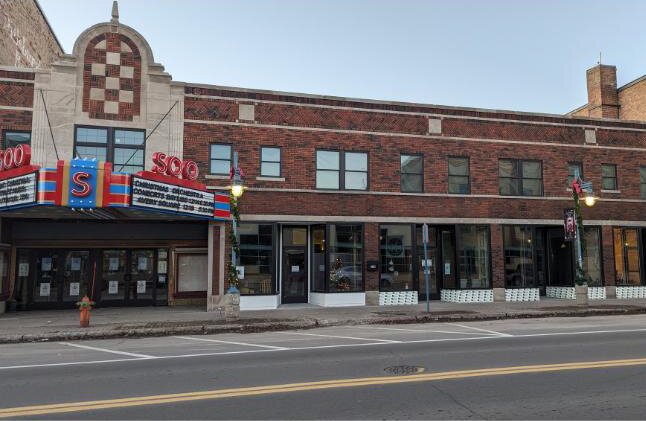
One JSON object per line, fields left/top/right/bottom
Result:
{"left": 3, "top": 131, "right": 31, "bottom": 148}
{"left": 74, "top": 126, "right": 144, "bottom": 174}
{"left": 567, "top": 162, "right": 583, "bottom": 188}
{"left": 641, "top": 166, "right": 646, "bottom": 199}
{"left": 499, "top": 159, "right": 543, "bottom": 196}
{"left": 601, "top": 164, "right": 618, "bottom": 190}
{"left": 400, "top": 154, "right": 423, "bottom": 193}
{"left": 448, "top": 156, "right": 470, "bottom": 194}
{"left": 316, "top": 150, "right": 367, "bottom": 190}
{"left": 210, "top": 144, "right": 232, "bottom": 175}
{"left": 260, "top": 147, "right": 281, "bottom": 177}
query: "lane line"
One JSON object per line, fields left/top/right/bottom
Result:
{"left": 277, "top": 331, "right": 401, "bottom": 343}
{"left": 450, "top": 323, "right": 513, "bottom": 337}
{"left": 173, "top": 336, "right": 289, "bottom": 350}
{"left": 60, "top": 342, "right": 155, "bottom": 359}
{"left": 369, "top": 326, "right": 498, "bottom": 335}
{"left": 5, "top": 326, "right": 646, "bottom": 371}
{"left": 4, "top": 356, "right": 646, "bottom": 418}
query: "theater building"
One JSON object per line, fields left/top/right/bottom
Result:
{"left": 3, "top": 4, "right": 646, "bottom": 312}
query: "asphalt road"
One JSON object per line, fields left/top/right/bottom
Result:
{"left": 2, "top": 315, "right": 646, "bottom": 419}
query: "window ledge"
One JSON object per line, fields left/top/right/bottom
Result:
{"left": 256, "top": 176, "right": 285, "bottom": 182}
{"left": 601, "top": 189, "right": 621, "bottom": 194}
{"left": 205, "top": 174, "right": 230, "bottom": 180}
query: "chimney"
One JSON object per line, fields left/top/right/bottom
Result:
{"left": 586, "top": 64, "right": 619, "bottom": 119}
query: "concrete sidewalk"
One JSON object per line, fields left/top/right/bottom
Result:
{"left": 2, "top": 299, "right": 646, "bottom": 344}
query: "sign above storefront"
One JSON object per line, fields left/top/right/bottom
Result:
{"left": 0, "top": 153, "right": 230, "bottom": 220}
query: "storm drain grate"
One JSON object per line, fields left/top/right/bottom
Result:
{"left": 383, "top": 365, "right": 425, "bottom": 376}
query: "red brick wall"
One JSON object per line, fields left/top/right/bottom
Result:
{"left": 601, "top": 225, "right": 616, "bottom": 287}
{"left": 0, "top": 82, "right": 33, "bottom": 108}
{"left": 364, "top": 223, "right": 379, "bottom": 290}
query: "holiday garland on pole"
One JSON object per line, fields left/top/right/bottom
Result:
{"left": 227, "top": 193, "right": 241, "bottom": 290}
{"left": 572, "top": 185, "right": 587, "bottom": 285}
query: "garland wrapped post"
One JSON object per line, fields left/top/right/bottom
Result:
{"left": 572, "top": 187, "right": 587, "bottom": 286}
{"left": 227, "top": 193, "right": 241, "bottom": 291}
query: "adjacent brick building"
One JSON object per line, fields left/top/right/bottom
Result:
{"left": 3, "top": 3, "right": 646, "bottom": 312}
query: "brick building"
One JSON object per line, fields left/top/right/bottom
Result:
{"left": 2, "top": 4, "right": 646, "bottom": 312}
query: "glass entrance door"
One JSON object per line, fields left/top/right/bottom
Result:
{"left": 33, "top": 250, "right": 60, "bottom": 305}
{"left": 416, "top": 225, "right": 440, "bottom": 299}
{"left": 129, "top": 249, "right": 155, "bottom": 304}
{"left": 547, "top": 230, "right": 574, "bottom": 286}
{"left": 101, "top": 250, "right": 127, "bottom": 304}
{"left": 282, "top": 226, "right": 308, "bottom": 303}
{"left": 62, "top": 251, "right": 92, "bottom": 303}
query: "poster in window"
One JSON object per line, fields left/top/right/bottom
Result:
{"left": 39, "top": 282, "right": 50, "bottom": 297}
{"left": 18, "top": 262, "right": 29, "bottom": 277}
{"left": 70, "top": 257, "right": 81, "bottom": 271}
{"left": 138, "top": 256, "right": 148, "bottom": 271}
{"left": 108, "top": 280, "right": 118, "bottom": 294}
{"left": 236, "top": 266, "right": 245, "bottom": 279}
{"left": 158, "top": 275, "right": 166, "bottom": 284}
{"left": 109, "top": 257, "right": 119, "bottom": 271}
{"left": 157, "top": 260, "right": 167, "bottom": 274}
{"left": 137, "top": 280, "right": 146, "bottom": 294}
{"left": 158, "top": 250, "right": 168, "bottom": 259}
{"left": 41, "top": 257, "right": 52, "bottom": 272}
{"left": 69, "top": 282, "right": 80, "bottom": 296}
{"left": 386, "top": 236, "right": 404, "bottom": 257}
{"left": 444, "top": 262, "right": 451, "bottom": 275}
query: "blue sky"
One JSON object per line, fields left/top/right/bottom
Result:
{"left": 39, "top": 0, "right": 646, "bottom": 114}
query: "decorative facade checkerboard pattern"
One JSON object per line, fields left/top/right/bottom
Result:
{"left": 82, "top": 32, "right": 141, "bottom": 121}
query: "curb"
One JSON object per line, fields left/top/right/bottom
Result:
{"left": 2, "top": 306, "right": 646, "bottom": 344}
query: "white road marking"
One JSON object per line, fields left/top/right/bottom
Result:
{"left": 3, "top": 326, "right": 646, "bottom": 371}
{"left": 59, "top": 342, "right": 155, "bottom": 359}
{"left": 450, "top": 323, "right": 513, "bottom": 337}
{"left": 369, "top": 326, "right": 497, "bottom": 335}
{"left": 277, "top": 331, "right": 401, "bottom": 343}
{"left": 174, "top": 335, "right": 289, "bottom": 350}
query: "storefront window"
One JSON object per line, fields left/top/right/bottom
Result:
{"left": 583, "top": 228, "right": 603, "bottom": 286}
{"left": 238, "top": 224, "right": 275, "bottom": 295}
{"left": 457, "top": 225, "right": 490, "bottom": 288}
{"left": 177, "top": 254, "right": 208, "bottom": 293}
{"left": 328, "top": 224, "right": 363, "bottom": 292}
{"left": 503, "top": 226, "right": 536, "bottom": 288}
{"left": 614, "top": 228, "right": 642, "bottom": 285}
{"left": 0, "top": 250, "right": 7, "bottom": 297}
{"left": 379, "top": 225, "right": 413, "bottom": 291}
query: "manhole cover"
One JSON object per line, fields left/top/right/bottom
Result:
{"left": 384, "top": 365, "right": 425, "bottom": 376}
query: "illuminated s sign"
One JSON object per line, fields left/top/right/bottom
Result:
{"left": 71, "top": 171, "right": 91, "bottom": 197}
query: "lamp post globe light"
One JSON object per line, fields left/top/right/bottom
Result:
{"left": 228, "top": 151, "right": 244, "bottom": 294}
{"left": 570, "top": 168, "right": 597, "bottom": 286}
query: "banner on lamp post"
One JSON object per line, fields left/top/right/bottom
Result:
{"left": 564, "top": 208, "right": 577, "bottom": 241}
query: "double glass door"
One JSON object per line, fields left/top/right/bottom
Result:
{"left": 30, "top": 250, "right": 92, "bottom": 307}
{"left": 416, "top": 225, "right": 455, "bottom": 300}
{"left": 100, "top": 249, "right": 157, "bottom": 306}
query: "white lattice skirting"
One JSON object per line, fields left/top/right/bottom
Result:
{"left": 505, "top": 288, "right": 540, "bottom": 302}
{"left": 616, "top": 286, "right": 646, "bottom": 299}
{"left": 546, "top": 286, "right": 575, "bottom": 300}
{"left": 546, "top": 286, "right": 606, "bottom": 300}
{"left": 440, "top": 289, "right": 493, "bottom": 303}
{"left": 588, "top": 287, "right": 607, "bottom": 300}
{"left": 379, "top": 291, "right": 419, "bottom": 306}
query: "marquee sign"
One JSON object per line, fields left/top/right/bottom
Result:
{"left": 0, "top": 150, "right": 230, "bottom": 220}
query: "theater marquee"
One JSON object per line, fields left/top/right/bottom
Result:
{"left": 0, "top": 147, "right": 231, "bottom": 220}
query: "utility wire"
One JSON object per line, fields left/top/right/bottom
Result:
{"left": 39, "top": 89, "right": 60, "bottom": 161}
{"left": 116, "top": 101, "right": 179, "bottom": 172}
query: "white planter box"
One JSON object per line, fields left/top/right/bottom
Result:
{"left": 505, "top": 288, "right": 540, "bottom": 302}
{"left": 440, "top": 289, "right": 493, "bottom": 303}
{"left": 240, "top": 295, "right": 279, "bottom": 310}
{"left": 378, "top": 291, "right": 418, "bottom": 306}
{"left": 546, "top": 286, "right": 576, "bottom": 300}
{"left": 310, "top": 292, "right": 366, "bottom": 307}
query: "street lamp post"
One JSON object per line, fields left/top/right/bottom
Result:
{"left": 229, "top": 151, "right": 244, "bottom": 294}
{"left": 570, "top": 168, "right": 596, "bottom": 285}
